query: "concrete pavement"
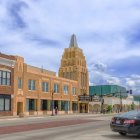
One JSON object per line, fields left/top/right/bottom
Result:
{"left": 0, "top": 115, "right": 138, "bottom": 140}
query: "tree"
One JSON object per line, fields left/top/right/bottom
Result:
{"left": 106, "top": 105, "right": 112, "bottom": 113}
{"left": 131, "top": 102, "right": 135, "bottom": 110}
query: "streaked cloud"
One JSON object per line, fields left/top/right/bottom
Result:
{"left": 0, "top": 0, "right": 140, "bottom": 95}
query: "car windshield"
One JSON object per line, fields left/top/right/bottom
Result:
{"left": 118, "top": 110, "right": 140, "bottom": 118}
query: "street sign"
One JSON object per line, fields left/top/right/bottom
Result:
{"left": 79, "top": 95, "right": 101, "bottom": 102}
{"left": 91, "top": 96, "right": 101, "bottom": 102}
{"left": 78, "top": 95, "right": 90, "bottom": 101}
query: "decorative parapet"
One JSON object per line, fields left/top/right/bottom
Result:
{"left": 27, "top": 65, "right": 56, "bottom": 76}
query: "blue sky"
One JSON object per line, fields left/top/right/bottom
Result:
{"left": 0, "top": 0, "right": 140, "bottom": 95}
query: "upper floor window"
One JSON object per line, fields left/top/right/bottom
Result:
{"left": 72, "top": 87, "right": 77, "bottom": 95}
{"left": 28, "top": 80, "right": 36, "bottom": 90}
{"left": 54, "top": 83, "right": 59, "bottom": 93}
{"left": 18, "top": 78, "right": 22, "bottom": 89}
{"left": 0, "top": 70, "right": 11, "bottom": 86}
{"left": 64, "top": 85, "right": 69, "bottom": 94}
{"left": 42, "top": 82, "right": 49, "bottom": 92}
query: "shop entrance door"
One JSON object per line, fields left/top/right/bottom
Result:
{"left": 17, "top": 102, "right": 23, "bottom": 115}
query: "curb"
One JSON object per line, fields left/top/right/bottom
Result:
{"left": 0, "top": 113, "right": 119, "bottom": 120}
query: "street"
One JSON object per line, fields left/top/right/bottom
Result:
{"left": 0, "top": 114, "right": 139, "bottom": 140}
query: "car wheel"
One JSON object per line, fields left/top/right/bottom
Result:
{"left": 137, "top": 133, "right": 140, "bottom": 137}
{"left": 136, "top": 129, "right": 140, "bottom": 137}
{"left": 119, "top": 132, "right": 126, "bottom": 136}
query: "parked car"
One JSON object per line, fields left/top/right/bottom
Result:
{"left": 110, "top": 110, "right": 140, "bottom": 137}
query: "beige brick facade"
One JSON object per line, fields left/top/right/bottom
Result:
{"left": 59, "top": 34, "right": 89, "bottom": 113}
{"left": 0, "top": 54, "right": 79, "bottom": 116}
{"left": 0, "top": 35, "right": 89, "bottom": 116}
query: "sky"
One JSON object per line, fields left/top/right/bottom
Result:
{"left": 0, "top": 0, "right": 140, "bottom": 95}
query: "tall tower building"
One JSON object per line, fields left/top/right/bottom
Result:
{"left": 59, "top": 34, "right": 89, "bottom": 95}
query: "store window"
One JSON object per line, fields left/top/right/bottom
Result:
{"left": 0, "top": 95, "right": 11, "bottom": 111}
{"left": 26, "top": 99, "right": 35, "bottom": 111}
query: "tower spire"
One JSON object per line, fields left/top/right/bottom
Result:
{"left": 69, "top": 34, "right": 78, "bottom": 48}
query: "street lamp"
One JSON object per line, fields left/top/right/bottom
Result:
{"left": 119, "top": 90, "right": 122, "bottom": 112}
{"left": 100, "top": 86, "right": 104, "bottom": 113}
{"left": 117, "top": 88, "right": 131, "bottom": 112}
{"left": 51, "top": 90, "right": 55, "bottom": 116}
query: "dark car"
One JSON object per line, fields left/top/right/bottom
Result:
{"left": 110, "top": 110, "right": 140, "bottom": 137}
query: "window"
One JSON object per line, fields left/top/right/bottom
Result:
{"left": 0, "top": 95, "right": 11, "bottom": 111}
{"left": 0, "top": 70, "right": 11, "bottom": 86}
{"left": 64, "top": 85, "right": 69, "bottom": 94}
{"left": 0, "top": 98, "right": 4, "bottom": 111}
{"left": 26, "top": 99, "right": 29, "bottom": 111}
{"left": 5, "top": 98, "right": 10, "bottom": 111}
{"left": 42, "top": 82, "right": 49, "bottom": 92}
{"left": 18, "top": 78, "right": 22, "bottom": 89}
{"left": 0, "top": 71, "right": 1, "bottom": 85}
{"left": 28, "top": 80, "right": 36, "bottom": 90}
{"left": 72, "top": 87, "right": 77, "bottom": 95}
{"left": 54, "top": 83, "right": 59, "bottom": 93}
{"left": 26, "top": 98, "right": 35, "bottom": 111}
{"left": 29, "top": 99, "right": 35, "bottom": 110}
{"left": 7, "top": 72, "right": 11, "bottom": 85}
{"left": 61, "top": 101, "right": 69, "bottom": 111}
{"left": 41, "top": 100, "right": 47, "bottom": 110}
{"left": 2, "top": 71, "right": 6, "bottom": 85}
{"left": 72, "top": 102, "right": 78, "bottom": 111}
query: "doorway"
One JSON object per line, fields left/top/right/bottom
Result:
{"left": 17, "top": 102, "right": 23, "bottom": 115}
{"left": 80, "top": 103, "right": 88, "bottom": 113}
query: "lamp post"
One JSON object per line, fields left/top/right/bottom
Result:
{"left": 139, "top": 99, "right": 140, "bottom": 110}
{"left": 100, "top": 86, "right": 104, "bottom": 113}
{"left": 51, "top": 90, "right": 54, "bottom": 116}
{"left": 119, "top": 90, "right": 122, "bottom": 112}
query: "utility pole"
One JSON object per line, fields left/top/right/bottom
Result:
{"left": 119, "top": 90, "right": 122, "bottom": 112}
{"left": 51, "top": 90, "right": 54, "bottom": 116}
{"left": 100, "top": 86, "right": 104, "bottom": 113}
{"left": 138, "top": 99, "right": 140, "bottom": 110}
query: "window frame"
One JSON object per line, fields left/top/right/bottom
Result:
{"left": 72, "top": 87, "right": 77, "bottom": 95}
{"left": 64, "top": 85, "right": 69, "bottom": 94}
{"left": 42, "top": 82, "right": 49, "bottom": 92}
{"left": 0, "top": 70, "right": 11, "bottom": 86}
{"left": 28, "top": 79, "right": 36, "bottom": 91}
{"left": 54, "top": 83, "right": 59, "bottom": 93}
{"left": 0, "top": 95, "right": 11, "bottom": 111}
{"left": 18, "top": 77, "right": 22, "bottom": 89}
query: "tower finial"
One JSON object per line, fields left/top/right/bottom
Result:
{"left": 69, "top": 34, "right": 78, "bottom": 48}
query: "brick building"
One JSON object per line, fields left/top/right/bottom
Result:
{"left": 0, "top": 34, "right": 89, "bottom": 116}
{"left": 59, "top": 34, "right": 89, "bottom": 113}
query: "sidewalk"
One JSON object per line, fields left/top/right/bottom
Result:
{"left": 0, "top": 113, "right": 118, "bottom": 121}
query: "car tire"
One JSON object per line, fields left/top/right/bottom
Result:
{"left": 136, "top": 129, "right": 140, "bottom": 137}
{"left": 119, "top": 132, "right": 126, "bottom": 136}
{"left": 137, "top": 132, "right": 140, "bottom": 137}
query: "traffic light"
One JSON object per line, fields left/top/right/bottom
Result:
{"left": 130, "top": 89, "right": 132, "bottom": 94}
{"left": 126, "top": 89, "right": 132, "bottom": 94}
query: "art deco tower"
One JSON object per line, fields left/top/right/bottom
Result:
{"left": 59, "top": 34, "right": 89, "bottom": 95}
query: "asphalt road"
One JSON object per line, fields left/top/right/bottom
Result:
{"left": 0, "top": 114, "right": 139, "bottom": 140}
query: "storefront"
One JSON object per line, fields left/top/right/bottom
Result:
{"left": 0, "top": 94, "right": 11, "bottom": 112}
